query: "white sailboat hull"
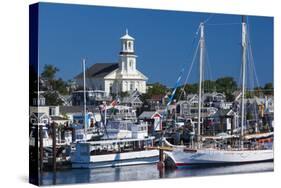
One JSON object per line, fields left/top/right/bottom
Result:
{"left": 165, "top": 148, "right": 273, "bottom": 167}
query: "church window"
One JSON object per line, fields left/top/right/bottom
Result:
{"left": 124, "top": 42, "right": 127, "bottom": 50}
{"left": 128, "top": 42, "right": 131, "bottom": 50}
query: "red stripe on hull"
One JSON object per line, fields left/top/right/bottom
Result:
{"left": 175, "top": 163, "right": 190, "bottom": 166}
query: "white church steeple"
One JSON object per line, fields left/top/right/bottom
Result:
{"left": 120, "top": 29, "right": 135, "bottom": 53}
{"left": 119, "top": 29, "right": 137, "bottom": 74}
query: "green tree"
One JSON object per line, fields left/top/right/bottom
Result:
{"left": 41, "top": 64, "right": 69, "bottom": 95}
{"left": 147, "top": 83, "right": 168, "bottom": 97}
{"left": 215, "top": 77, "right": 237, "bottom": 101}
{"left": 41, "top": 64, "right": 59, "bottom": 81}
{"left": 42, "top": 92, "right": 64, "bottom": 106}
{"left": 264, "top": 82, "right": 273, "bottom": 96}
{"left": 53, "top": 78, "right": 68, "bottom": 95}
{"left": 120, "top": 91, "right": 129, "bottom": 98}
{"left": 203, "top": 80, "right": 216, "bottom": 93}
{"left": 183, "top": 83, "right": 198, "bottom": 94}
{"left": 246, "top": 112, "right": 253, "bottom": 120}
{"left": 140, "top": 82, "right": 168, "bottom": 102}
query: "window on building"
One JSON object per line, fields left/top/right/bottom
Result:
{"left": 109, "top": 83, "right": 113, "bottom": 94}
{"left": 128, "top": 42, "right": 131, "bottom": 50}
{"left": 49, "top": 107, "right": 56, "bottom": 116}
{"left": 33, "top": 98, "right": 37, "bottom": 106}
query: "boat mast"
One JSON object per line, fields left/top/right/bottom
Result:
{"left": 241, "top": 16, "right": 247, "bottom": 148}
{"left": 82, "top": 58, "right": 87, "bottom": 137}
{"left": 197, "top": 22, "right": 204, "bottom": 144}
{"left": 104, "top": 101, "right": 107, "bottom": 127}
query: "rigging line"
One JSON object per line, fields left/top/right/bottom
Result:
{"left": 204, "top": 41, "right": 215, "bottom": 92}
{"left": 238, "top": 30, "right": 244, "bottom": 90}
{"left": 246, "top": 16, "right": 260, "bottom": 87}
{"left": 178, "top": 39, "right": 200, "bottom": 101}
{"left": 162, "top": 26, "right": 201, "bottom": 122}
{"left": 245, "top": 16, "right": 261, "bottom": 88}
{"left": 238, "top": 52, "right": 243, "bottom": 89}
{"left": 247, "top": 33, "right": 261, "bottom": 88}
{"left": 166, "top": 25, "right": 200, "bottom": 104}
{"left": 249, "top": 44, "right": 260, "bottom": 88}
{"left": 248, "top": 57, "right": 259, "bottom": 123}
{"left": 247, "top": 48, "right": 254, "bottom": 92}
{"left": 203, "top": 14, "right": 214, "bottom": 24}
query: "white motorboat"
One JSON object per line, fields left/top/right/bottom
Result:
{"left": 71, "top": 120, "right": 159, "bottom": 168}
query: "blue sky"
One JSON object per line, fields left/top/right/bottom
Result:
{"left": 38, "top": 3, "right": 273, "bottom": 87}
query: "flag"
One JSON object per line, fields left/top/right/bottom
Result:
{"left": 110, "top": 100, "right": 118, "bottom": 107}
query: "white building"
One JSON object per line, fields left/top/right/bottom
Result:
{"left": 75, "top": 30, "right": 148, "bottom": 94}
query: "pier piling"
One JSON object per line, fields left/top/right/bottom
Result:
{"left": 157, "top": 148, "right": 165, "bottom": 178}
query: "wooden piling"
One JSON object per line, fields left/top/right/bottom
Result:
{"left": 159, "top": 148, "right": 164, "bottom": 162}
{"left": 52, "top": 123, "right": 57, "bottom": 172}
{"left": 157, "top": 148, "right": 165, "bottom": 177}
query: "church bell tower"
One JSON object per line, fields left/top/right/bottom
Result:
{"left": 119, "top": 29, "right": 137, "bottom": 74}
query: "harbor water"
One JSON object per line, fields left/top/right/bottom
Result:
{"left": 41, "top": 162, "right": 273, "bottom": 185}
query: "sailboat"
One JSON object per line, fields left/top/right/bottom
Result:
{"left": 71, "top": 59, "right": 104, "bottom": 142}
{"left": 164, "top": 16, "right": 273, "bottom": 167}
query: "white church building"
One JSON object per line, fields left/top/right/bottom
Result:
{"left": 75, "top": 30, "right": 148, "bottom": 95}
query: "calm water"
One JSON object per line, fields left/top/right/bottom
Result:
{"left": 41, "top": 162, "right": 273, "bottom": 185}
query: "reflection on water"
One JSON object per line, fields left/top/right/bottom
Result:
{"left": 41, "top": 162, "right": 273, "bottom": 185}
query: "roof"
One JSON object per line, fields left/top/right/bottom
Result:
{"left": 31, "top": 112, "right": 48, "bottom": 119}
{"left": 176, "top": 100, "right": 190, "bottom": 105}
{"left": 211, "top": 109, "right": 232, "bottom": 118}
{"left": 120, "top": 30, "right": 134, "bottom": 40}
{"left": 60, "top": 105, "right": 100, "bottom": 114}
{"left": 138, "top": 111, "right": 161, "bottom": 119}
{"left": 123, "top": 96, "right": 143, "bottom": 104}
{"left": 122, "top": 90, "right": 143, "bottom": 104}
{"left": 75, "top": 63, "right": 119, "bottom": 79}
{"left": 51, "top": 116, "right": 68, "bottom": 121}
{"left": 186, "top": 94, "right": 198, "bottom": 101}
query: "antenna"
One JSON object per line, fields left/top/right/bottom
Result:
{"left": 242, "top": 15, "right": 246, "bottom": 23}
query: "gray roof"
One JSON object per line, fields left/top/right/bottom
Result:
{"left": 123, "top": 97, "right": 142, "bottom": 104}
{"left": 60, "top": 105, "right": 100, "bottom": 114}
{"left": 176, "top": 100, "right": 190, "bottom": 105}
{"left": 75, "top": 63, "right": 119, "bottom": 79}
{"left": 211, "top": 109, "right": 232, "bottom": 118}
{"left": 138, "top": 111, "right": 160, "bottom": 119}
